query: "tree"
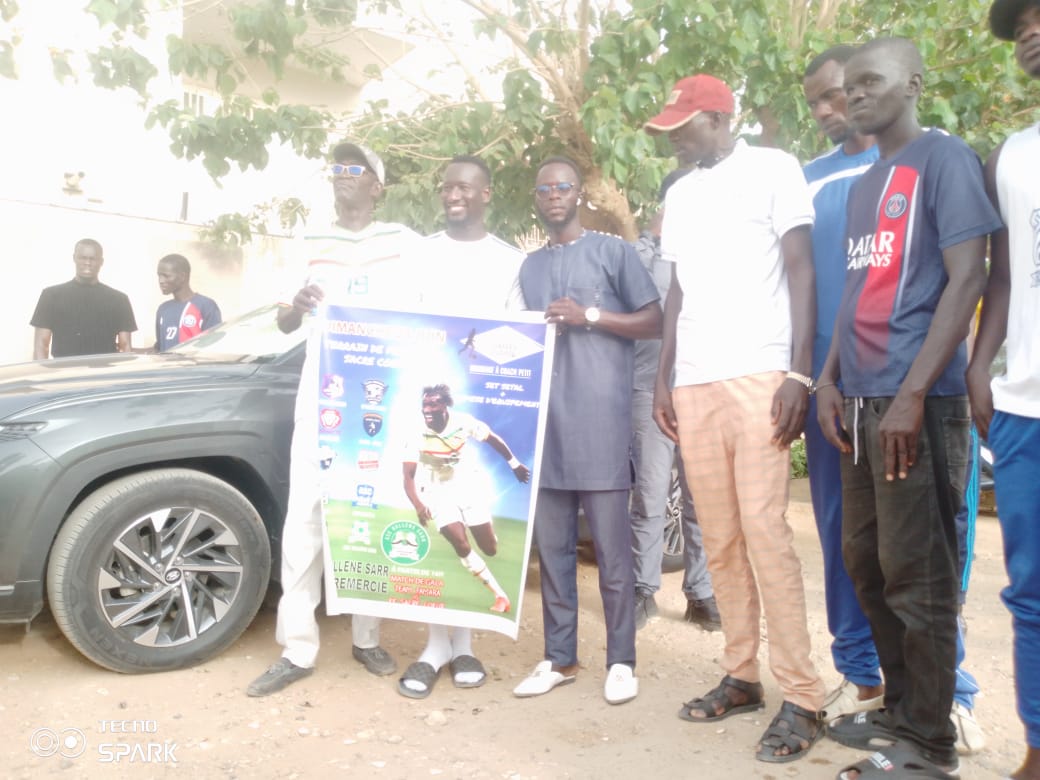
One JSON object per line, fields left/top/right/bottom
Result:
{"left": 2, "top": 0, "right": 1035, "bottom": 244}
{"left": 336, "top": 0, "right": 1040, "bottom": 241}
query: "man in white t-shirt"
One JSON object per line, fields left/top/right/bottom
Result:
{"left": 396, "top": 155, "right": 527, "bottom": 698}
{"left": 646, "top": 74, "right": 825, "bottom": 763}
{"left": 420, "top": 155, "right": 525, "bottom": 311}
{"left": 968, "top": 3, "right": 1040, "bottom": 778}
{"left": 247, "top": 141, "right": 422, "bottom": 697}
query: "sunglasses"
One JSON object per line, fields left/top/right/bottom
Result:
{"left": 533, "top": 181, "right": 577, "bottom": 198}
{"left": 330, "top": 163, "right": 368, "bottom": 177}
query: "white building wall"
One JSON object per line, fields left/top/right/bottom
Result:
{"left": 3, "top": 198, "right": 292, "bottom": 366}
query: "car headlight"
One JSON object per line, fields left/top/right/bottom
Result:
{"left": 0, "top": 421, "right": 48, "bottom": 439}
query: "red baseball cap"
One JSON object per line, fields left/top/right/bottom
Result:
{"left": 644, "top": 75, "right": 735, "bottom": 134}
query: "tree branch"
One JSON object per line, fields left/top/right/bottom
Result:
{"left": 458, "top": 0, "right": 581, "bottom": 112}
{"left": 577, "top": 0, "right": 590, "bottom": 76}
{"left": 417, "top": 0, "right": 490, "bottom": 101}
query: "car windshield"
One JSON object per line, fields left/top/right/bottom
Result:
{"left": 169, "top": 304, "right": 305, "bottom": 362}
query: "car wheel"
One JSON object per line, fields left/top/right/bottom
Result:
{"left": 47, "top": 468, "right": 271, "bottom": 673}
{"left": 661, "top": 465, "right": 685, "bottom": 573}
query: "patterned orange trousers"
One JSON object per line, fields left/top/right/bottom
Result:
{"left": 673, "top": 371, "right": 824, "bottom": 711}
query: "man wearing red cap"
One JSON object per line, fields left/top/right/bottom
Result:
{"left": 969, "top": 3, "right": 1040, "bottom": 778}
{"left": 648, "top": 74, "right": 825, "bottom": 763}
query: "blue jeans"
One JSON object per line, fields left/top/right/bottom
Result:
{"left": 841, "top": 396, "right": 968, "bottom": 765}
{"left": 989, "top": 411, "right": 1040, "bottom": 748}
{"left": 630, "top": 389, "right": 712, "bottom": 599}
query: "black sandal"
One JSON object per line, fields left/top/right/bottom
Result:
{"left": 397, "top": 661, "right": 440, "bottom": 699}
{"left": 756, "top": 700, "right": 823, "bottom": 763}
{"left": 678, "top": 674, "right": 765, "bottom": 722}
{"left": 449, "top": 654, "right": 487, "bottom": 688}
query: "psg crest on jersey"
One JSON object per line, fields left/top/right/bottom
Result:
{"left": 884, "top": 193, "right": 908, "bottom": 219}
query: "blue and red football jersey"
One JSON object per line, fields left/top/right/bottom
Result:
{"left": 156, "top": 294, "right": 222, "bottom": 351}
{"left": 836, "top": 130, "right": 1001, "bottom": 397}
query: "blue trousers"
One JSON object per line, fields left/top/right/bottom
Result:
{"left": 955, "top": 424, "right": 981, "bottom": 599}
{"left": 805, "top": 397, "right": 881, "bottom": 687}
{"left": 952, "top": 423, "right": 981, "bottom": 708}
{"left": 534, "top": 487, "right": 636, "bottom": 670}
{"left": 989, "top": 411, "right": 1040, "bottom": 748}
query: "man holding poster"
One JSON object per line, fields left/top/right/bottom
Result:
{"left": 247, "top": 141, "right": 421, "bottom": 697}
{"left": 515, "top": 156, "right": 662, "bottom": 705}
{"left": 396, "top": 155, "right": 531, "bottom": 698}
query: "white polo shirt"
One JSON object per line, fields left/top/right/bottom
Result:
{"left": 661, "top": 139, "right": 814, "bottom": 386}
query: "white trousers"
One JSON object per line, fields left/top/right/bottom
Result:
{"left": 275, "top": 421, "right": 381, "bottom": 668}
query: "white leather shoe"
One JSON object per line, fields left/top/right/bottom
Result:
{"left": 822, "top": 678, "right": 884, "bottom": 719}
{"left": 513, "top": 660, "right": 576, "bottom": 698}
{"left": 603, "top": 663, "right": 638, "bottom": 705}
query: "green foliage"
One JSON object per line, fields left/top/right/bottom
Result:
{"left": 790, "top": 437, "right": 808, "bottom": 479}
{"left": 87, "top": 44, "right": 158, "bottom": 98}
{"left": 198, "top": 196, "right": 309, "bottom": 247}
{"left": 6, "top": 0, "right": 1039, "bottom": 244}
{"left": 49, "top": 49, "right": 76, "bottom": 83}
{"left": 0, "top": 38, "right": 17, "bottom": 80}
{"left": 148, "top": 96, "right": 332, "bottom": 178}
{"left": 166, "top": 35, "right": 245, "bottom": 98}
{"left": 76, "top": 0, "right": 358, "bottom": 179}
{"left": 85, "top": 0, "right": 149, "bottom": 37}
{"left": 0, "top": 0, "right": 19, "bottom": 79}
{"left": 199, "top": 211, "right": 259, "bottom": 247}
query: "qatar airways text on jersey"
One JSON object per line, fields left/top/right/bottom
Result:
{"left": 846, "top": 230, "right": 896, "bottom": 270}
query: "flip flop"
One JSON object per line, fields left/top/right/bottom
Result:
{"left": 827, "top": 709, "right": 898, "bottom": 751}
{"left": 397, "top": 661, "right": 440, "bottom": 699}
{"left": 512, "top": 660, "right": 576, "bottom": 698}
{"left": 449, "top": 654, "right": 487, "bottom": 688}
{"left": 836, "top": 743, "right": 960, "bottom": 779}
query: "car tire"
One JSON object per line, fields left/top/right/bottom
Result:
{"left": 47, "top": 468, "right": 271, "bottom": 673}
{"left": 661, "top": 465, "right": 685, "bottom": 573}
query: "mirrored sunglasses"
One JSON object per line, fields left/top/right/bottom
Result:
{"left": 331, "top": 163, "right": 367, "bottom": 177}
{"left": 533, "top": 181, "right": 577, "bottom": 198}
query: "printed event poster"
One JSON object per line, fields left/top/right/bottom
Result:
{"left": 316, "top": 305, "right": 553, "bottom": 638}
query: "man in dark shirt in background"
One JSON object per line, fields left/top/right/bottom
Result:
{"left": 31, "top": 238, "right": 137, "bottom": 358}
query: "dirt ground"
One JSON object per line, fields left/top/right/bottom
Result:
{"left": 0, "top": 479, "right": 1023, "bottom": 779}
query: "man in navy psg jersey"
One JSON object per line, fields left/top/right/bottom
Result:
{"left": 154, "top": 254, "right": 221, "bottom": 351}
{"left": 815, "top": 38, "right": 1001, "bottom": 779}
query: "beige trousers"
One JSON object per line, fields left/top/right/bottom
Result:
{"left": 673, "top": 371, "right": 824, "bottom": 711}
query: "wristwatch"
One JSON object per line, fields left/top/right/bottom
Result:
{"left": 786, "top": 371, "right": 815, "bottom": 393}
{"left": 584, "top": 306, "right": 601, "bottom": 325}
